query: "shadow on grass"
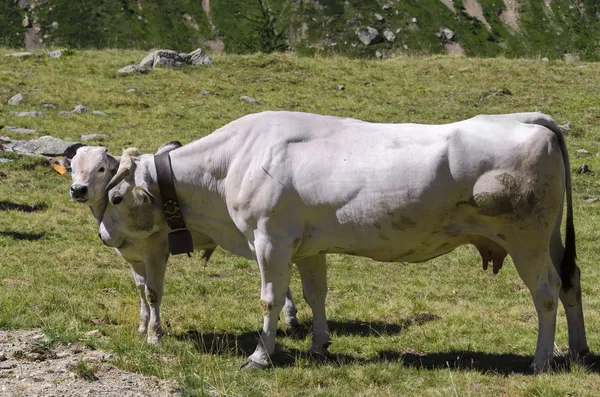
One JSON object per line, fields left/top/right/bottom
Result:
{"left": 0, "top": 201, "right": 48, "bottom": 212}
{"left": 176, "top": 314, "right": 439, "bottom": 357}
{"left": 174, "top": 313, "right": 600, "bottom": 375}
{"left": 0, "top": 231, "right": 45, "bottom": 241}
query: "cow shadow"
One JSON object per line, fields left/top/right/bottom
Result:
{"left": 174, "top": 314, "right": 599, "bottom": 374}
{"left": 0, "top": 201, "right": 48, "bottom": 213}
{"left": 0, "top": 231, "right": 45, "bottom": 241}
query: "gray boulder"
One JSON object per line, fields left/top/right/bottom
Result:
{"left": 1, "top": 135, "right": 84, "bottom": 157}
{"left": 8, "top": 93, "right": 24, "bottom": 105}
{"left": 11, "top": 111, "right": 44, "bottom": 117}
{"left": 187, "top": 48, "right": 214, "bottom": 66}
{"left": 139, "top": 48, "right": 213, "bottom": 69}
{"left": 240, "top": 96, "right": 261, "bottom": 104}
{"left": 4, "top": 126, "right": 36, "bottom": 134}
{"left": 383, "top": 30, "right": 396, "bottom": 42}
{"left": 116, "top": 65, "right": 149, "bottom": 76}
{"left": 47, "top": 49, "right": 63, "bottom": 58}
{"left": 356, "top": 27, "right": 383, "bottom": 46}
{"left": 439, "top": 27, "right": 455, "bottom": 41}
{"left": 81, "top": 133, "right": 110, "bottom": 141}
{"left": 4, "top": 52, "right": 34, "bottom": 57}
{"left": 72, "top": 104, "right": 88, "bottom": 113}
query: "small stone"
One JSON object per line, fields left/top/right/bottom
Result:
{"left": 23, "top": 73, "right": 35, "bottom": 78}
{"left": 541, "top": 57, "right": 549, "bottom": 63}
{"left": 335, "top": 85, "right": 345, "bottom": 91}
{"left": 11, "top": 111, "right": 44, "bottom": 117}
{"left": 81, "top": 133, "right": 110, "bottom": 141}
{"left": 375, "top": 13, "right": 385, "bottom": 22}
{"left": 41, "top": 103, "right": 57, "bottom": 109}
{"left": 116, "top": 64, "right": 149, "bottom": 76}
{"left": 8, "top": 93, "right": 24, "bottom": 105}
{"left": 239, "top": 95, "right": 261, "bottom": 104}
{"left": 5, "top": 126, "right": 36, "bottom": 134}
{"left": 91, "top": 110, "right": 108, "bottom": 116}
{"left": 84, "top": 330, "right": 102, "bottom": 337}
{"left": 411, "top": 17, "right": 417, "bottom": 23}
{"left": 577, "top": 149, "right": 589, "bottom": 154}
{"left": 375, "top": 50, "right": 385, "bottom": 59}
{"left": 584, "top": 198, "right": 599, "bottom": 203}
{"left": 72, "top": 104, "right": 88, "bottom": 113}
{"left": 125, "top": 88, "right": 136, "bottom": 93}
{"left": 403, "top": 44, "right": 409, "bottom": 50}
{"left": 364, "top": 82, "right": 373, "bottom": 86}
{"left": 58, "top": 111, "right": 74, "bottom": 116}
{"left": 199, "top": 89, "right": 210, "bottom": 95}
{"left": 51, "top": 21, "right": 59, "bottom": 29}
{"left": 0, "top": 159, "right": 13, "bottom": 164}
{"left": 383, "top": 4, "right": 392, "bottom": 10}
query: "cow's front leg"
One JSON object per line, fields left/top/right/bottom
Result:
{"left": 296, "top": 254, "right": 329, "bottom": 356}
{"left": 129, "top": 262, "right": 150, "bottom": 335}
{"left": 143, "top": 238, "right": 169, "bottom": 344}
{"left": 243, "top": 233, "right": 293, "bottom": 370}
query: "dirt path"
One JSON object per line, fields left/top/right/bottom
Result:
{"left": 0, "top": 330, "right": 177, "bottom": 397}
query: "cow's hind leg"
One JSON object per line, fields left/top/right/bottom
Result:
{"left": 296, "top": 253, "right": 329, "bottom": 356}
{"left": 283, "top": 287, "right": 299, "bottom": 330}
{"left": 549, "top": 229, "right": 588, "bottom": 358}
{"left": 129, "top": 262, "right": 150, "bottom": 335}
{"left": 512, "top": 247, "right": 561, "bottom": 372}
{"left": 243, "top": 233, "right": 293, "bottom": 370}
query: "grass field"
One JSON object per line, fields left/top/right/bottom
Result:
{"left": 2, "top": 50, "right": 600, "bottom": 396}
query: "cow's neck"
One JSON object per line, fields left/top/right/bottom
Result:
{"left": 88, "top": 198, "right": 106, "bottom": 223}
{"left": 147, "top": 131, "right": 241, "bottom": 247}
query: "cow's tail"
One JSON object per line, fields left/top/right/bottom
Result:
{"left": 526, "top": 114, "right": 576, "bottom": 291}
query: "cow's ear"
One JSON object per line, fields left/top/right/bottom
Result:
{"left": 108, "top": 154, "right": 120, "bottom": 175}
{"left": 132, "top": 184, "right": 155, "bottom": 206}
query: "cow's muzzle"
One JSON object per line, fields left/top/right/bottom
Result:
{"left": 70, "top": 184, "right": 89, "bottom": 202}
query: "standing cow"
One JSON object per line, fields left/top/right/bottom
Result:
{"left": 97, "top": 111, "right": 587, "bottom": 371}
{"left": 69, "top": 143, "right": 301, "bottom": 343}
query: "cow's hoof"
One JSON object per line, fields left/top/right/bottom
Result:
{"left": 309, "top": 342, "right": 331, "bottom": 359}
{"left": 570, "top": 348, "right": 590, "bottom": 362}
{"left": 240, "top": 359, "right": 269, "bottom": 371}
{"left": 285, "top": 318, "right": 300, "bottom": 332}
{"left": 530, "top": 361, "right": 553, "bottom": 374}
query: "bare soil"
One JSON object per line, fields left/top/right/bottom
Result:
{"left": 0, "top": 330, "right": 177, "bottom": 397}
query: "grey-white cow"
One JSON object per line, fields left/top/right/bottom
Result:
{"left": 69, "top": 144, "right": 301, "bottom": 343}
{"left": 98, "top": 111, "right": 587, "bottom": 371}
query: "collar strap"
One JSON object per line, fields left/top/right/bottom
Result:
{"left": 154, "top": 152, "right": 193, "bottom": 255}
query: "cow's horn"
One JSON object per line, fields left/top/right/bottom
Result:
{"left": 104, "top": 148, "right": 140, "bottom": 192}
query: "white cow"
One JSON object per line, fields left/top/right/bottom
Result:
{"left": 97, "top": 111, "right": 587, "bottom": 371}
{"left": 69, "top": 144, "right": 300, "bottom": 342}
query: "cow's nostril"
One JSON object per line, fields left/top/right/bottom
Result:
{"left": 80, "top": 186, "right": 88, "bottom": 194}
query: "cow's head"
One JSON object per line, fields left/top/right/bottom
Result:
{"left": 70, "top": 146, "right": 119, "bottom": 204}
{"left": 99, "top": 148, "right": 166, "bottom": 249}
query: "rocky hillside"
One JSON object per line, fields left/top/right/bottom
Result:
{"left": 2, "top": 0, "right": 600, "bottom": 60}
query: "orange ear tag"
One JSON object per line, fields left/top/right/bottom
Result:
{"left": 53, "top": 164, "right": 68, "bottom": 175}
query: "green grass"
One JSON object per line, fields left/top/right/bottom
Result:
{"left": 2, "top": 49, "right": 600, "bottom": 395}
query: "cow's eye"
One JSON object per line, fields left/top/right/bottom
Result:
{"left": 98, "top": 167, "right": 105, "bottom": 173}
{"left": 111, "top": 195, "right": 123, "bottom": 205}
